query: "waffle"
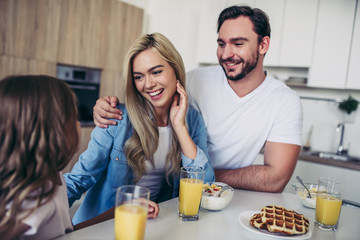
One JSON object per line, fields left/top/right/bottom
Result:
{"left": 250, "top": 205, "right": 309, "bottom": 235}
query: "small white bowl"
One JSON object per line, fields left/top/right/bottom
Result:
{"left": 292, "top": 183, "right": 317, "bottom": 208}
{"left": 201, "top": 182, "right": 234, "bottom": 211}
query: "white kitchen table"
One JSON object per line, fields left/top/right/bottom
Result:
{"left": 55, "top": 189, "right": 360, "bottom": 240}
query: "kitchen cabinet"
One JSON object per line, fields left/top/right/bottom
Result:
{"left": 105, "top": 2, "right": 144, "bottom": 71}
{"left": 57, "top": 0, "right": 142, "bottom": 70}
{"left": 1, "top": 0, "right": 143, "bottom": 93}
{"left": 253, "top": 0, "right": 286, "bottom": 66}
{"left": 57, "top": 0, "right": 143, "bottom": 70}
{"left": 1, "top": 0, "right": 143, "bottom": 70}
{"left": 0, "top": 1, "right": 6, "bottom": 55}
{"left": 29, "top": 60, "right": 56, "bottom": 76}
{"left": 32, "top": 0, "right": 62, "bottom": 62}
{"left": 285, "top": 159, "right": 360, "bottom": 203}
{"left": 3, "top": 0, "right": 37, "bottom": 59}
{"left": 278, "top": 0, "right": 318, "bottom": 67}
{"left": 0, "top": 56, "right": 29, "bottom": 80}
{"left": 254, "top": 0, "right": 318, "bottom": 67}
{"left": 100, "top": 70, "right": 124, "bottom": 102}
{"left": 57, "top": 0, "right": 102, "bottom": 68}
{"left": 346, "top": 2, "right": 360, "bottom": 89}
{"left": 308, "top": 0, "right": 357, "bottom": 89}
{"left": 254, "top": 154, "right": 360, "bottom": 203}
{"left": 196, "top": 0, "right": 226, "bottom": 64}
{"left": 0, "top": 0, "right": 143, "bottom": 166}
{"left": 2, "top": 0, "right": 61, "bottom": 61}
{"left": 0, "top": 57, "right": 55, "bottom": 80}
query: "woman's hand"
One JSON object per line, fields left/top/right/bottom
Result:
{"left": 147, "top": 201, "right": 159, "bottom": 219}
{"left": 169, "top": 81, "right": 197, "bottom": 159}
{"left": 169, "top": 81, "right": 188, "bottom": 130}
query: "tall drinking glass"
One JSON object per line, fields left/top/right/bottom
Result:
{"left": 114, "top": 185, "right": 150, "bottom": 240}
{"left": 178, "top": 166, "right": 205, "bottom": 221}
{"left": 315, "top": 177, "right": 344, "bottom": 231}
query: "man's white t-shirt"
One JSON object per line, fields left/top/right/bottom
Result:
{"left": 187, "top": 66, "right": 302, "bottom": 169}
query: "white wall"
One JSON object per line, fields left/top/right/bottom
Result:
{"left": 121, "top": 0, "right": 360, "bottom": 158}
{"left": 120, "top": 0, "right": 203, "bottom": 72}
{"left": 146, "top": 0, "right": 204, "bottom": 72}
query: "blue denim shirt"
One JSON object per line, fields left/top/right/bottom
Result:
{"left": 64, "top": 104, "right": 215, "bottom": 225}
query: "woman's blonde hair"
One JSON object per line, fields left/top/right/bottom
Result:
{"left": 0, "top": 75, "right": 79, "bottom": 229}
{"left": 124, "top": 33, "right": 186, "bottom": 182}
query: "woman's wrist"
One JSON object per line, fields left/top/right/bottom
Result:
{"left": 172, "top": 124, "right": 187, "bottom": 135}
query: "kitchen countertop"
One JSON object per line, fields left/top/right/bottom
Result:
{"left": 299, "top": 151, "right": 360, "bottom": 171}
{"left": 55, "top": 189, "right": 360, "bottom": 240}
{"left": 259, "top": 149, "right": 360, "bottom": 171}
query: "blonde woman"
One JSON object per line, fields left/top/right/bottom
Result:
{"left": 65, "top": 33, "right": 215, "bottom": 225}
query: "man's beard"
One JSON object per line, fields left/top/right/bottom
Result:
{"left": 220, "top": 50, "right": 259, "bottom": 81}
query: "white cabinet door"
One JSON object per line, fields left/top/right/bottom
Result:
{"left": 255, "top": 153, "right": 360, "bottom": 203}
{"left": 196, "top": 0, "right": 226, "bottom": 64}
{"left": 279, "top": 0, "right": 318, "bottom": 67}
{"left": 254, "top": 0, "right": 286, "bottom": 66}
{"left": 254, "top": 0, "right": 317, "bottom": 67}
{"left": 308, "top": 0, "right": 356, "bottom": 89}
{"left": 196, "top": 0, "right": 256, "bottom": 65}
{"left": 284, "top": 159, "right": 360, "bottom": 203}
{"left": 346, "top": 2, "right": 360, "bottom": 89}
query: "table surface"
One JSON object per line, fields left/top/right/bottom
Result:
{"left": 56, "top": 189, "right": 360, "bottom": 240}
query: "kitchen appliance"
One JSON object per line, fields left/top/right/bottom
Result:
{"left": 57, "top": 64, "right": 101, "bottom": 126}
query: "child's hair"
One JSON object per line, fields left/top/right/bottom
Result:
{"left": 0, "top": 75, "right": 79, "bottom": 229}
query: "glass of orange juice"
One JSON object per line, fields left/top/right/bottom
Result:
{"left": 315, "top": 177, "right": 344, "bottom": 231}
{"left": 178, "top": 166, "right": 205, "bottom": 221}
{"left": 114, "top": 185, "right": 150, "bottom": 240}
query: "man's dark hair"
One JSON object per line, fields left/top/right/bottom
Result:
{"left": 217, "top": 5, "right": 271, "bottom": 44}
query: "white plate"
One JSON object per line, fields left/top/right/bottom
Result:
{"left": 238, "top": 211, "right": 312, "bottom": 239}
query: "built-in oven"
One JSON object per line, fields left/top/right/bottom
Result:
{"left": 57, "top": 64, "right": 101, "bottom": 126}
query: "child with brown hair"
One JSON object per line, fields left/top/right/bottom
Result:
{"left": 0, "top": 75, "right": 80, "bottom": 239}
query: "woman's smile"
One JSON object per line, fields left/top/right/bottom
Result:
{"left": 148, "top": 88, "right": 164, "bottom": 100}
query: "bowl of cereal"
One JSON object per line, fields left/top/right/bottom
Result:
{"left": 200, "top": 182, "right": 234, "bottom": 211}
{"left": 292, "top": 182, "right": 317, "bottom": 208}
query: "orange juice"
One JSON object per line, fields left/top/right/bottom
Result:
{"left": 316, "top": 194, "right": 342, "bottom": 225}
{"left": 114, "top": 204, "right": 147, "bottom": 240}
{"left": 179, "top": 178, "right": 203, "bottom": 215}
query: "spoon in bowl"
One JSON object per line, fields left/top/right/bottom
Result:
{"left": 296, "top": 176, "right": 312, "bottom": 198}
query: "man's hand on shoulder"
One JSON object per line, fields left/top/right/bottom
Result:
{"left": 93, "top": 96, "right": 122, "bottom": 128}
